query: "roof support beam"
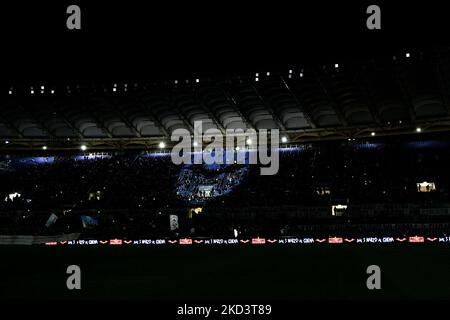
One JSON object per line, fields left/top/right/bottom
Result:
{"left": 433, "top": 51, "right": 450, "bottom": 115}
{"left": 170, "top": 95, "right": 195, "bottom": 133}
{"left": 23, "top": 107, "right": 56, "bottom": 138}
{"left": 394, "top": 70, "right": 417, "bottom": 122}
{"left": 80, "top": 97, "right": 114, "bottom": 138}
{"left": 196, "top": 92, "right": 226, "bottom": 134}
{"left": 57, "top": 111, "right": 85, "bottom": 139}
{"left": 279, "top": 75, "right": 317, "bottom": 129}
{"left": 220, "top": 87, "right": 255, "bottom": 130}
{"left": 135, "top": 96, "right": 170, "bottom": 137}
{"left": 249, "top": 83, "right": 287, "bottom": 131}
{"left": 0, "top": 114, "right": 23, "bottom": 138}
{"left": 355, "top": 70, "right": 382, "bottom": 125}
{"left": 107, "top": 98, "right": 142, "bottom": 138}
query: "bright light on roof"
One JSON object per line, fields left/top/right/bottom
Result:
{"left": 371, "top": 132, "right": 376, "bottom": 136}
{"left": 41, "top": 86, "right": 44, "bottom": 90}
{"left": 335, "top": 63, "right": 339, "bottom": 68}
{"left": 193, "top": 141, "right": 198, "bottom": 147}
{"left": 196, "top": 79, "right": 199, "bottom": 83}
{"left": 406, "top": 53, "right": 410, "bottom": 58}
{"left": 289, "top": 69, "right": 293, "bottom": 74}
{"left": 5, "top": 141, "right": 9, "bottom": 144}
{"left": 246, "top": 138, "right": 252, "bottom": 145}
{"left": 42, "top": 146, "right": 47, "bottom": 150}
{"left": 255, "top": 77, "right": 259, "bottom": 82}
{"left": 80, "top": 145, "right": 87, "bottom": 151}
{"left": 266, "top": 72, "right": 270, "bottom": 76}
{"left": 235, "top": 146, "right": 240, "bottom": 151}
{"left": 51, "top": 90, "right": 55, "bottom": 94}
{"left": 416, "top": 127, "right": 422, "bottom": 132}
{"left": 281, "top": 136, "right": 288, "bottom": 143}
{"left": 113, "top": 88, "right": 117, "bottom": 92}
{"left": 8, "top": 90, "right": 12, "bottom": 95}
{"left": 300, "top": 73, "right": 303, "bottom": 78}
{"left": 159, "top": 142, "right": 165, "bottom": 149}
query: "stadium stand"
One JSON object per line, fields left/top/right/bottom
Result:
{"left": 3, "top": 47, "right": 450, "bottom": 239}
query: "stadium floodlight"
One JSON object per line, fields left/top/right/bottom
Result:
{"left": 255, "top": 77, "right": 259, "bottom": 82}
{"left": 281, "top": 136, "right": 288, "bottom": 143}
{"left": 196, "top": 79, "right": 199, "bottom": 83}
{"left": 8, "top": 90, "right": 12, "bottom": 95}
{"left": 335, "top": 63, "right": 339, "bottom": 68}
{"left": 51, "top": 90, "right": 55, "bottom": 94}
{"left": 159, "top": 142, "right": 165, "bottom": 149}
{"left": 42, "top": 146, "right": 47, "bottom": 150}
{"left": 266, "top": 72, "right": 270, "bottom": 76}
{"left": 41, "top": 86, "right": 44, "bottom": 90}
{"left": 416, "top": 127, "right": 422, "bottom": 133}
{"left": 406, "top": 53, "right": 410, "bottom": 58}
{"left": 80, "top": 145, "right": 87, "bottom": 151}
{"left": 371, "top": 132, "right": 376, "bottom": 136}
{"left": 300, "top": 72, "right": 303, "bottom": 78}
{"left": 5, "top": 140, "right": 9, "bottom": 144}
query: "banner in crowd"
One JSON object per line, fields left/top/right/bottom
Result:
{"left": 80, "top": 215, "right": 99, "bottom": 229}
{"left": 45, "top": 213, "right": 58, "bottom": 228}
{"left": 170, "top": 215, "right": 179, "bottom": 231}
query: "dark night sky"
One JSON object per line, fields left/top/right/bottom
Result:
{"left": 1, "top": 1, "right": 449, "bottom": 82}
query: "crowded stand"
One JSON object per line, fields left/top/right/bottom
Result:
{"left": 1, "top": 135, "right": 450, "bottom": 238}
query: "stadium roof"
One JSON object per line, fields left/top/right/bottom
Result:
{"left": 2, "top": 47, "right": 450, "bottom": 150}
